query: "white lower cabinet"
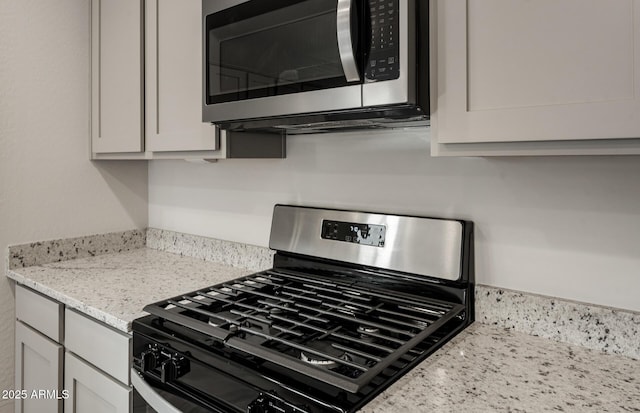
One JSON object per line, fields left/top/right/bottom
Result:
{"left": 64, "top": 309, "right": 132, "bottom": 412}
{"left": 14, "top": 322, "right": 63, "bottom": 413}
{"left": 14, "top": 285, "right": 133, "bottom": 413}
{"left": 65, "top": 353, "right": 131, "bottom": 413}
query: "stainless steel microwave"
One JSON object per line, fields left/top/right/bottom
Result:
{"left": 202, "top": 0, "right": 429, "bottom": 132}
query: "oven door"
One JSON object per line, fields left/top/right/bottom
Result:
{"left": 131, "top": 369, "right": 234, "bottom": 413}
{"left": 131, "top": 370, "right": 214, "bottom": 413}
{"left": 203, "top": 0, "right": 365, "bottom": 123}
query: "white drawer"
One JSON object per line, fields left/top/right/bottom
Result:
{"left": 65, "top": 308, "right": 131, "bottom": 384}
{"left": 16, "top": 285, "right": 63, "bottom": 342}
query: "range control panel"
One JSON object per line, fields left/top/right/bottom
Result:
{"left": 134, "top": 343, "right": 190, "bottom": 384}
{"left": 321, "top": 220, "right": 386, "bottom": 247}
{"left": 365, "top": 0, "right": 400, "bottom": 82}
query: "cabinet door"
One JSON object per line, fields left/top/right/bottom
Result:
{"left": 15, "top": 322, "right": 63, "bottom": 413}
{"left": 433, "top": 0, "right": 640, "bottom": 145}
{"left": 91, "top": 0, "right": 144, "bottom": 154}
{"left": 64, "top": 353, "right": 131, "bottom": 413}
{"left": 145, "top": 0, "right": 218, "bottom": 152}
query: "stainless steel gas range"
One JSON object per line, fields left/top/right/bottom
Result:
{"left": 131, "top": 205, "right": 474, "bottom": 412}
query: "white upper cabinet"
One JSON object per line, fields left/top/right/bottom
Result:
{"left": 91, "top": 0, "right": 144, "bottom": 154}
{"left": 145, "top": 0, "right": 218, "bottom": 152}
{"left": 431, "top": 0, "right": 640, "bottom": 155}
{"left": 90, "top": 0, "right": 284, "bottom": 160}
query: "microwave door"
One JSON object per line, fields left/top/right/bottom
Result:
{"left": 203, "top": 0, "right": 364, "bottom": 123}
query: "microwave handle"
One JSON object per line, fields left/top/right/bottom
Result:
{"left": 337, "top": 0, "right": 360, "bottom": 82}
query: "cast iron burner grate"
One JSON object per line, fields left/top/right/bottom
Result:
{"left": 143, "top": 268, "right": 465, "bottom": 393}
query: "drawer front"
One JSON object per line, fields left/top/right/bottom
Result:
{"left": 65, "top": 309, "right": 131, "bottom": 385}
{"left": 16, "top": 285, "right": 63, "bottom": 343}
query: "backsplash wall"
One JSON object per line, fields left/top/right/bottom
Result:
{"left": 149, "top": 128, "right": 640, "bottom": 312}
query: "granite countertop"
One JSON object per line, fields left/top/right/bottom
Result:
{"left": 7, "top": 248, "right": 253, "bottom": 332}
{"left": 6, "top": 243, "right": 640, "bottom": 412}
{"left": 363, "top": 323, "right": 640, "bottom": 412}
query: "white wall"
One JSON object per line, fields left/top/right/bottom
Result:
{"left": 149, "top": 129, "right": 640, "bottom": 312}
{"left": 0, "top": 1, "right": 148, "bottom": 411}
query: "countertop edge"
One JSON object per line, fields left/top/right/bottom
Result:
{"left": 8, "top": 268, "right": 132, "bottom": 333}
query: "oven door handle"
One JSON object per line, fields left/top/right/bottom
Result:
{"left": 131, "top": 369, "right": 182, "bottom": 413}
{"left": 337, "top": 0, "right": 360, "bottom": 82}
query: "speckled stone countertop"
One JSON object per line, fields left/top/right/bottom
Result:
{"left": 5, "top": 232, "right": 640, "bottom": 412}
{"left": 7, "top": 248, "right": 253, "bottom": 332}
{"left": 362, "top": 323, "right": 640, "bottom": 412}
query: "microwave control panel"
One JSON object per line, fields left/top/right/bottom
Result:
{"left": 365, "top": 0, "right": 400, "bottom": 82}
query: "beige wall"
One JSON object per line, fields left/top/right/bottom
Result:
{"left": 0, "top": 1, "right": 148, "bottom": 411}
{"left": 149, "top": 130, "right": 640, "bottom": 313}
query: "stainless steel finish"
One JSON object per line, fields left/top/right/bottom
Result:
{"left": 276, "top": 117, "right": 430, "bottom": 134}
{"left": 131, "top": 370, "right": 182, "bottom": 413}
{"left": 269, "top": 205, "right": 464, "bottom": 281}
{"left": 202, "top": 0, "right": 362, "bottom": 123}
{"left": 363, "top": 0, "right": 415, "bottom": 107}
{"left": 202, "top": 0, "right": 424, "bottom": 125}
{"left": 203, "top": 84, "right": 363, "bottom": 123}
{"left": 336, "top": 0, "right": 360, "bottom": 82}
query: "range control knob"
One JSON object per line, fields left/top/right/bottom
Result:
{"left": 140, "top": 349, "right": 158, "bottom": 372}
{"left": 160, "top": 360, "right": 176, "bottom": 384}
{"left": 246, "top": 393, "right": 297, "bottom": 413}
{"left": 160, "top": 356, "right": 190, "bottom": 384}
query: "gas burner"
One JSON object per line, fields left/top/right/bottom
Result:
{"left": 269, "top": 307, "right": 284, "bottom": 315}
{"left": 357, "top": 325, "right": 380, "bottom": 343}
{"left": 357, "top": 326, "right": 380, "bottom": 336}
{"left": 260, "top": 298, "right": 290, "bottom": 316}
{"left": 300, "top": 342, "right": 351, "bottom": 369}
